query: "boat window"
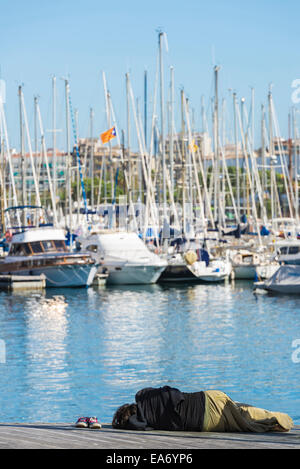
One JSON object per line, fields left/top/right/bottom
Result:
{"left": 53, "top": 240, "right": 67, "bottom": 252}
{"left": 288, "top": 246, "right": 300, "bottom": 255}
{"left": 30, "top": 242, "right": 44, "bottom": 253}
{"left": 42, "top": 240, "right": 56, "bottom": 252}
{"left": 86, "top": 244, "right": 98, "bottom": 253}
{"left": 9, "top": 243, "right": 31, "bottom": 256}
{"left": 279, "top": 247, "right": 288, "bottom": 254}
{"left": 23, "top": 244, "right": 32, "bottom": 255}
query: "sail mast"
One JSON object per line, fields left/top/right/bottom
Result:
{"left": 233, "top": 92, "right": 240, "bottom": 222}
{"left": 159, "top": 31, "right": 167, "bottom": 237}
{"left": 169, "top": 66, "right": 174, "bottom": 195}
{"left": 18, "top": 86, "right": 26, "bottom": 212}
{"left": 64, "top": 79, "right": 72, "bottom": 242}
{"left": 90, "top": 107, "right": 94, "bottom": 209}
{"left": 144, "top": 69, "right": 148, "bottom": 149}
{"left": 214, "top": 66, "right": 221, "bottom": 229}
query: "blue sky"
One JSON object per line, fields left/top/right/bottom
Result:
{"left": 1, "top": 0, "right": 300, "bottom": 150}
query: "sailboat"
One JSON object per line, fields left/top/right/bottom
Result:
{"left": 159, "top": 238, "right": 232, "bottom": 283}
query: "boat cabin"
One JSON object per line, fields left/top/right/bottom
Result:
{"left": 277, "top": 245, "right": 300, "bottom": 255}
{"left": 9, "top": 239, "right": 67, "bottom": 257}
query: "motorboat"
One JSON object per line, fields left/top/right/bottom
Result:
{"left": 159, "top": 247, "right": 232, "bottom": 283}
{"left": 0, "top": 206, "right": 98, "bottom": 288}
{"left": 77, "top": 230, "right": 167, "bottom": 285}
{"left": 271, "top": 239, "right": 300, "bottom": 265}
{"left": 254, "top": 264, "right": 300, "bottom": 294}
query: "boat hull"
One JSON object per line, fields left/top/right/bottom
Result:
{"left": 106, "top": 264, "right": 165, "bottom": 285}
{"left": 159, "top": 261, "right": 231, "bottom": 283}
{"left": 0, "top": 259, "right": 98, "bottom": 287}
{"left": 254, "top": 265, "right": 300, "bottom": 294}
{"left": 158, "top": 264, "right": 199, "bottom": 283}
{"left": 195, "top": 273, "right": 228, "bottom": 282}
{"left": 255, "top": 264, "right": 280, "bottom": 280}
{"left": 255, "top": 282, "right": 300, "bottom": 294}
{"left": 233, "top": 265, "right": 257, "bottom": 279}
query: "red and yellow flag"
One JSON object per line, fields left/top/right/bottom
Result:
{"left": 100, "top": 126, "right": 117, "bottom": 144}
{"left": 188, "top": 139, "right": 198, "bottom": 152}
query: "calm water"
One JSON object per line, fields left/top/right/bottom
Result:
{"left": 0, "top": 280, "right": 299, "bottom": 425}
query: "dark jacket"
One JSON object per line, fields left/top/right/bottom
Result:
{"left": 127, "top": 386, "right": 205, "bottom": 432}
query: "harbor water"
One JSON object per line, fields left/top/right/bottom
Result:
{"left": 0, "top": 280, "right": 299, "bottom": 425}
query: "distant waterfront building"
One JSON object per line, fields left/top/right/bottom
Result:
{"left": 6, "top": 148, "right": 67, "bottom": 191}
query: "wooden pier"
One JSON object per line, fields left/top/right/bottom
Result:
{"left": 0, "top": 274, "right": 46, "bottom": 291}
{"left": 0, "top": 423, "right": 299, "bottom": 449}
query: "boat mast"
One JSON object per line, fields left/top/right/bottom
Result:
{"left": 0, "top": 91, "right": 19, "bottom": 210}
{"left": 36, "top": 99, "right": 58, "bottom": 225}
{"left": 293, "top": 107, "right": 299, "bottom": 222}
{"left": 158, "top": 31, "right": 167, "bottom": 237}
{"left": 169, "top": 66, "right": 174, "bottom": 195}
{"left": 52, "top": 76, "right": 57, "bottom": 218}
{"left": 261, "top": 103, "right": 266, "bottom": 214}
{"left": 0, "top": 135, "right": 5, "bottom": 234}
{"left": 144, "top": 69, "right": 148, "bottom": 149}
{"left": 181, "top": 88, "right": 186, "bottom": 235}
{"left": 233, "top": 92, "right": 240, "bottom": 222}
{"left": 90, "top": 107, "right": 94, "bottom": 209}
{"left": 126, "top": 72, "right": 132, "bottom": 192}
{"left": 19, "top": 86, "right": 41, "bottom": 211}
{"left": 64, "top": 79, "right": 72, "bottom": 244}
{"left": 268, "top": 87, "right": 275, "bottom": 220}
{"left": 18, "top": 86, "right": 26, "bottom": 214}
{"left": 214, "top": 66, "right": 221, "bottom": 229}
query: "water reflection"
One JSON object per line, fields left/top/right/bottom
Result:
{"left": 25, "top": 294, "right": 68, "bottom": 363}
{"left": 0, "top": 281, "right": 299, "bottom": 424}
{"left": 23, "top": 294, "right": 69, "bottom": 420}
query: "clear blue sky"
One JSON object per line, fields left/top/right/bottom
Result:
{"left": 1, "top": 0, "right": 300, "bottom": 150}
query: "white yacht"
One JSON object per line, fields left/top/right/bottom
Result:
{"left": 77, "top": 230, "right": 167, "bottom": 285}
{"left": 0, "top": 206, "right": 98, "bottom": 288}
{"left": 271, "top": 239, "right": 300, "bottom": 265}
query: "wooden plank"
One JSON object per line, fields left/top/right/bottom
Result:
{"left": 0, "top": 423, "right": 299, "bottom": 449}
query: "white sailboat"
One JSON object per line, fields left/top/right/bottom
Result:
{"left": 188, "top": 256, "right": 232, "bottom": 282}
{"left": 159, "top": 243, "right": 232, "bottom": 283}
{"left": 228, "top": 248, "right": 263, "bottom": 279}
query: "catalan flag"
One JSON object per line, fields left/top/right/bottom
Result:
{"left": 188, "top": 139, "right": 198, "bottom": 152}
{"left": 100, "top": 126, "right": 117, "bottom": 144}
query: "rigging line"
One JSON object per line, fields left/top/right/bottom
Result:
{"left": 68, "top": 87, "right": 89, "bottom": 222}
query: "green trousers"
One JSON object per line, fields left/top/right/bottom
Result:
{"left": 202, "top": 390, "right": 293, "bottom": 433}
